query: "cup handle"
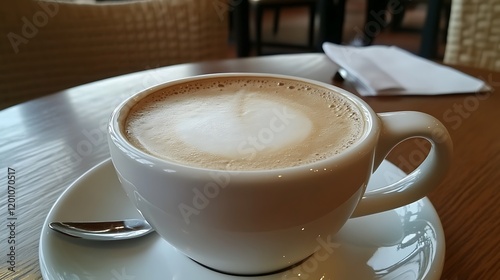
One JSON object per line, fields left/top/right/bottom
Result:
{"left": 351, "top": 111, "right": 453, "bottom": 217}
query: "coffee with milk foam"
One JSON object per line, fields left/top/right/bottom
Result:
{"left": 124, "top": 77, "right": 365, "bottom": 170}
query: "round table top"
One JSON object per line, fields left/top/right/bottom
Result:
{"left": 1, "top": 53, "right": 499, "bottom": 279}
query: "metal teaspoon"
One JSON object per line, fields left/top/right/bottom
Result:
{"left": 48, "top": 219, "right": 154, "bottom": 241}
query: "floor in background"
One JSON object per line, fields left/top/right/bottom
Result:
{"left": 230, "top": 0, "right": 447, "bottom": 60}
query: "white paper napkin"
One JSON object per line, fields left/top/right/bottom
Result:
{"left": 323, "top": 42, "right": 491, "bottom": 96}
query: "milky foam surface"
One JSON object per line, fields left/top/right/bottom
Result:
{"left": 172, "top": 90, "right": 312, "bottom": 157}
{"left": 124, "top": 77, "right": 364, "bottom": 170}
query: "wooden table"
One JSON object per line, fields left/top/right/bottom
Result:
{"left": 1, "top": 53, "right": 499, "bottom": 279}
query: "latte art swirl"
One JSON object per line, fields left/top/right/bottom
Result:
{"left": 124, "top": 77, "right": 365, "bottom": 170}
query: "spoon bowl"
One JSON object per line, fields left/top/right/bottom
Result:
{"left": 49, "top": 219, "right": 154, "bottom": 241}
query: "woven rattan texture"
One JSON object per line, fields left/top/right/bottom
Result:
{"left": 444, "top": 0, "right": 500, "bottom": 72}
{"left": 0, "top": 0, "right": 229, "bottom": 109}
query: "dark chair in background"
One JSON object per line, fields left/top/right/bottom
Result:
{"left": 355, "top": 0, "right": 451, "bottom": 59}
{"left": 249, "top": 0, "right": 317, "bottom": 55}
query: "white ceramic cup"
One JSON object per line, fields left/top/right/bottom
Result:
{"left": 108, "top": 73, "right": 453, "bottom": 275}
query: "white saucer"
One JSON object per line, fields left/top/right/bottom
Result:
{"left": 39, "top": 159, "right": 445, "bottom": 280}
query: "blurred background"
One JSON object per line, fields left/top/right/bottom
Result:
{"left": 232, "top": 0, "right": 447, "bottom": 58}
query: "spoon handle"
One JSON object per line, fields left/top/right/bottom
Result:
{"left": 48, "top": 219, "right": 154, "bottom": 241}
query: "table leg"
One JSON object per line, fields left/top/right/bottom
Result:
{"left": 317, "top": 0, "right": 346, "bottom": 50}
{"left": 419, "top": 0, "right": 443, "bottom": 58}
{"left": 233, "top": 0, "right": 251, "bottom": 57}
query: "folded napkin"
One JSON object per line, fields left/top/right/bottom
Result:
{"left": 323, "top": 42, "right": 491, "bottom": 96}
